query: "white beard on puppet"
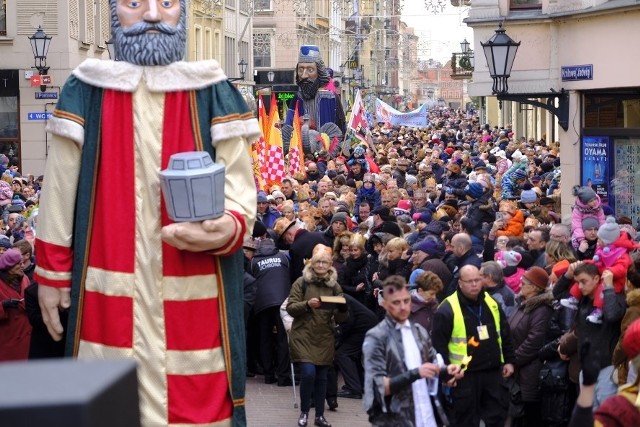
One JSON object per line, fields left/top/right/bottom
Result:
{"left": 110, "top": 0, "right": 187, "bottom": 66}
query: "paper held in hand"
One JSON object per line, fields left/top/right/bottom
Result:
{"left": 319, "top": 295, "right": 347, "bottom": 309}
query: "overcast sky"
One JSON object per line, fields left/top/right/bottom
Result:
{"left": 401, "top": 2, "right": 474, "bottom": 63}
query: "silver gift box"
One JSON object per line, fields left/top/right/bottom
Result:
{"left": 160, "top": 151, "right": 225, "bottom": 222}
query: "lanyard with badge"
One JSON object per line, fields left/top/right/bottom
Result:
{"left": 466, "top": 303, "right": 489, "bottom": 340}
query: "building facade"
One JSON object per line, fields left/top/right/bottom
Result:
{"left": 466, "top": 0, "right": 640, "bottom": 221}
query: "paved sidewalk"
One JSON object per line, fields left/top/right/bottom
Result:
{"left": 245, "top": 376, "right": 370, "bottom": 427}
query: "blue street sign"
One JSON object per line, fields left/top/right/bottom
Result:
{"left": 561, "top": 64, "right": 593, "bottom": 81}
{"left": 27, "top": 112, "right": 53, "bottom": 121}
{"left": 35, "top": 92, "right": 58, "bottom": 100}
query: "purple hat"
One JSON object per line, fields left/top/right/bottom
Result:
{"left": 0, "top": 248, "right": 22, "bottom": 270}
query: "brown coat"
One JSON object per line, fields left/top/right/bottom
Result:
{"left": 612, "top": 288, "right": 640, "bottom": 384}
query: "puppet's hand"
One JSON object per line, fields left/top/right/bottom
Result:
{"left": 161, "top": 213, "right": 237, "bottom": 252}
{"left": 39, "top": 285, "right": 71, "bottom": 342}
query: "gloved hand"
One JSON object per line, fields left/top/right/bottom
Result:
{"left": 580, "top": 340, "right": 601, "bottom": 386}
{"left": 2, "top": 299, "right": 20, "bottom": 310}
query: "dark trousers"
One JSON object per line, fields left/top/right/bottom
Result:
{"left": 451, "top": 369, "right": 508, "bottom": 427}
{"left": 334, "top": 335, "right": 365, "bottom": 393}
{"left": 255, "top": 306, "right": 290, "bottom": 379}
{"left": 299, "top": 363, "right": 329, "bottom": 417}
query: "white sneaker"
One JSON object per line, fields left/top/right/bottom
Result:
{"left": 587, "top": 309, "right": 603, "bottom": 324}
{"left": 560, "top": 296, "right": 579, "bottom": 310}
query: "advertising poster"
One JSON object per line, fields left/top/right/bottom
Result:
{"left": 612, "top": 138, "right": 640, "bottom": 225}
{"left": 581, "top": 136, "right": 609, "bottom": 204}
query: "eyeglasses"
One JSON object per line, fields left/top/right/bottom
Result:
{"left": 460, "top": 278, "right": 483, "bottom": 284}
{"left": 315, "top": 260, "right": 331, "bottom": 265}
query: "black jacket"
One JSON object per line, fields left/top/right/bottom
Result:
{"left": 339, "top": 253, "right": 370, "bottom": 304}
{"left": 250, "top": 239, "right": 291, "bottom": 314}
{"left": 432, "top": 289, "right": 516, "bottom": 372}
{"left": 289, "top": 229, "right": 329, "bottom": 283}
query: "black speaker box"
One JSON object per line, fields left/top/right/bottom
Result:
{"left": 0, "top": 359, "right": 140, "bottom": 427}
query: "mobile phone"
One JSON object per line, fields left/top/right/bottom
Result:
{"left": 495, "top": 212, "right": 503, "bottom": 221}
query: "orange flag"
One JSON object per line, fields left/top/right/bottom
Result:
{"left": 287, "top": 100, "right": 305, "bottom": 178}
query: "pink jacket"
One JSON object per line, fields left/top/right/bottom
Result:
{"left": 570, "top": 195, "right": 605, "bottom": 248}
{"left": 504, "top": 267, "right": 526, "bottom": 294}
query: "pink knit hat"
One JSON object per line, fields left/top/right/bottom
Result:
{"left": 0, "top": 180, "right": 13, "bottom": 206}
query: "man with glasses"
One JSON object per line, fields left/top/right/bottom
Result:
{"left": 432, "top": 265, "right": 516, "bottom": 427}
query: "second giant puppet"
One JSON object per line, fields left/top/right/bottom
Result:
{"left": 282, "top": 45, "right": 346, "bottom": 156}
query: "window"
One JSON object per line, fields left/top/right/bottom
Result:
{"left": 510, "top": 0, "right": 542, "bottom": 9}
{"left": 0, "top": 0, "right": 6, "bottom": 36}
{"left": 0, "top": 71, "right": 20, "bottom": 167}
{"left": 253, "top": 31, "right": 273, "bottom": 68}
{"left": 254, "top": 0, "right": 272, "bottom": 12}
{"left": 226, "top": 0, "right": 235, "bottom": 8}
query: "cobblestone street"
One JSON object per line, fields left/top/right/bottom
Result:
{"left": 245, "top": 375, "right": 370, "bottom": 427}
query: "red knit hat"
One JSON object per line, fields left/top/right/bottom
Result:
{"left": 623, "top": 318, "right": 640, "bottom": 360}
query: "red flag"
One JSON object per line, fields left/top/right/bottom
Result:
{"left": 263, "top": 101, "right": 285, "bottom": 188}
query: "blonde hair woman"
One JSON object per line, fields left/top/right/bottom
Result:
{"left": 287, "top": 245, "right": 348, "bottom": 427}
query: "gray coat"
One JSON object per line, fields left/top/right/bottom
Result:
{"left": 286, "top": 264, "right": 348, "bottom": 366}
{"left": 363, "top": 317, "right": 437, "bottom": 426}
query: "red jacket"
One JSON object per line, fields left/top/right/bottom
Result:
{"left": 0, "top": 275, "right": 32, "bottom": 361}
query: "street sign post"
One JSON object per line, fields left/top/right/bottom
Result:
{"left": 35, "top": 92, "right": 57, "bottom": 100}
{"left": 27, "top": 112, "right": 53, "bottom": 120}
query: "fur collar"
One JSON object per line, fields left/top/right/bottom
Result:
{"left": 72, "top": 58, "right": 228, "bottom": 92}
{"left": 520, "top": 290, "right": 553, "bottom": 313}
{"left": 302, "top": 262, "right": 337, "bottom": 286}
{"left": 626, "top": 288, "right": 640, "bottom": 307}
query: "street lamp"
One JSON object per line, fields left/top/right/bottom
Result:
{"left": 481, "top": 22, "right": 569, "bottom": 131}
{"left": 480, "top": 23, "right": 519, "bottom": 95}
{"left": 28, "top": 26, "right": 52, "bottom": 92}
{"left": 460, "top": 38, "right": 470, "bottom": 55}
{"left": 229, "top": 58, "right": 248, "bottom": 82}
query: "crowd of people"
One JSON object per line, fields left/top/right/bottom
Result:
{"left": 243, "top": 108, "right": 640, "bottom": 427}
{"left": 3, "top": 107, "right": 640, "bottom": 427}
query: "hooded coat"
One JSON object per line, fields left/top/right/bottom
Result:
{"left": 612, "top": 288, "right": 640, "bottom": 384}
{"left": 508, "top": 290, "right": 554, "bottom": 402}
{"left": 286, "top": 263, "right": 348, "bottom": 366}
{"left": 570, "top": 194, "right": 605, "bottom": 249}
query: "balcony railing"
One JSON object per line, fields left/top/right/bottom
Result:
{"left": 450, "top": 52, "right": 474, "bottom": 80}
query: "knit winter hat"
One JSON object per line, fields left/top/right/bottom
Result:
{"left": 464, "top": 182, "right": 484, "bottom": 199}
{"left": 257, "top": 191, "right": 268, "bottom": 203}
{"left": 415, "top": 211, "right": 432, "bottom": 224}
{"left": 582, "top": 217, "right": 599, "bottom": 230}
{"left": 0, "top": 180, "right": 13, "bottom": 207}
{"left": 330, "top": 212, "right": 348, "bottom": 227}
{"left": 413, "top": 239, "right": 442, "bottom": 257}
{"left": 623, "top": 318, "right": 640, "bottom": 360}
{"left": 597, "top": 216, "right": 621, "bottom": 245}
{"left": 577, "top": 186, "right": 597, "bottom": 204}
{"left": 513, "top": 169, "right": 528, "bottom": 180}
{"left": 594, "top": 395, "right": 640, "bottom": 427}
{"left": 500, "top": 250, "right": 522, "bottom": 267}
{"left": 397, "top": 200, "right": 412, "bottom": 212}
{"left": 409, "top": 269, "right": 425, "bottom": 286}
{"left": 519, "top": 189, "right": 537, "bottom": 204}
{"left": 0, "top": 236, "right": 11, "bottom": 250}
{"left": 0, "top": 248, "right": 22, "bottom": 270}
{"left": 522, "top": 266, "right": 549, "bottom": 290}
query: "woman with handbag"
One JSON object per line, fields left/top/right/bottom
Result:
{"left": 507, "top": 267, "right": 554, "bottom": 427}
{"left": 287, "top": 244, "right": 349, "bottom": 427}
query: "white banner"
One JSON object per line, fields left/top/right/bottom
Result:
{"left": 375, "top": 99, "right": 429, "bottom": 128}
